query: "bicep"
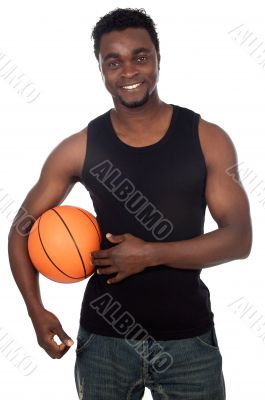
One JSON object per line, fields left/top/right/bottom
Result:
{"left": 18, "top": 133, "right": 84, "bottom": 222}
{"left": 201, "top": 120, "right": 251, "bottom": 230}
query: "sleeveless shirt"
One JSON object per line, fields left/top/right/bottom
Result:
{"left": 78, "top": 104, "right": 215, "bottom": 340}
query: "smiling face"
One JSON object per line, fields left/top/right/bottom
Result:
{"left": 98, "top": 27, "right": 160, "bottom": 109}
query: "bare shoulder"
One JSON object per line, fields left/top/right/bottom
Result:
{"left": 65, "top": 126, "right": 88, "bottom": 181}
{"left": 198, "top": 117, "right": 238, "bottom": 170}
{"left": 43, "top": 126, "right": 88, "bottom": 183}
{"left": 63, "top": 126, "right": 87, "bottom": 145}
{"left": 60, "top": 125, "right": 87, "bottom": 152}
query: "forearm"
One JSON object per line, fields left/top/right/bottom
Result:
{"left": 8, "top": 229, "right": 45, "bottom": 317}
{"left": 147, "top": 226, "right": 251, "bottom": 270}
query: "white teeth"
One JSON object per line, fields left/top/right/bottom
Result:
{"left": 122, "top": 82, "right": 142, "bottom": 90}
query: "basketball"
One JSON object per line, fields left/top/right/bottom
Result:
{"left": 27, "top": 205, "right": 101, "bottom": 283}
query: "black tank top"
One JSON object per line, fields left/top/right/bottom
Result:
{"left": 79, "top": 104, "right": 214, "bottom": 340}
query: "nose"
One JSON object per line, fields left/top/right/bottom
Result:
{"left": 120, "top": 62, "right": 138, "bottom": 78}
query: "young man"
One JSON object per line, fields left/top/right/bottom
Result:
{"left": 8, "top": 7, "right": 252, "bottom": 400}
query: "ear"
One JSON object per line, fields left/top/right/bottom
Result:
{"left": 157, "top": 53, "right": 161, "bottom": 70}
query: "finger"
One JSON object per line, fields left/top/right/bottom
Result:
{"left": 94, "top": 258, "right": 112, "bottom": 266}
{"left": 97, "top": 266, "right": 117, "bottom": 275}
{"left": 46, "top": 326, "right": 74, "bottom": 358}
{"left": 48, "top": 336, "right": 71, "bottom": 359}
{"left": 91, "top": 249, "right": 110, "bottom": 259}
{"left": 44, "top": 335, "right": 66, "bottom": 359}
{"left": 58, "top": 342, "right": 71, "bottom": 357}
{"left": 55, "top": 339, "right": 73, "bottom": 358}
{"left": 56, "top": 325, "right": 74, "bottom": 347}
{"left": 107, "top": 273, "right": 126, "bottom": 284}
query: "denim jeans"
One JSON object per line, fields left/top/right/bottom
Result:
{"left": 74, "top": 324, "right": 226, "bottom": 399}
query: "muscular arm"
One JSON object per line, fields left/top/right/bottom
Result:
{"left": 8, "top": 128, "right": 87, "bottom": 316}
{"left": 147, "top": 118, "right": 253, "bottom": 270}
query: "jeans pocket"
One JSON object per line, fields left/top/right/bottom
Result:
{"left": 195, "top": 327, "right": 220, "bottom": 351}
{"left": 75, "top": 324, "right": 96, "bottom": 355}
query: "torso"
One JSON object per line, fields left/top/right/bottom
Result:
{"left": 109, "top": 104, "right": 174, "bottom": 148}
{"left": 73, "top": 106, "right": 212, "bottom": 182}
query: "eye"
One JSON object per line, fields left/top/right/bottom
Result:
{"left": 137, "top": 56, "right": 147, "bottom": 62}
{"left": 108, "top": 61, "right": 119, "bottom": 68}
{"left": 107, "top": 56, "right": 147, "bottom": 69}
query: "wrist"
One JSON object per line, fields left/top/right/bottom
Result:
{"left": 144, "top": 242, "right": 161, "bottom": 268}
{"left": 27, "top": 302, "right": 45, "bottom": 319}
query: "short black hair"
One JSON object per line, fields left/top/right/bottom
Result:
{"left": 91, "top": 7, "right": 160, "bottom": 61}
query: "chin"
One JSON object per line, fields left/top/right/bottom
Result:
{"left": 119, "top": 92, "right": 150, "bottom": 109}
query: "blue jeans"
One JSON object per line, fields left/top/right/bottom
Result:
{"left": 74, "top": 324, "right": 226, "bottom": 399}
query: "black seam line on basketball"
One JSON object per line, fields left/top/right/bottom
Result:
{"left": 51, "top": 208, "right": 88, "bottom": 278}
{"left": 75, "top": 207, "right": 101, "bottom": 243}
{"left": 37, "top": 213, "right": 85, "bottom": 280}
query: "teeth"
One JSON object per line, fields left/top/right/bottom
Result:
{"left": 122, "top": 82, "right": 142, "bottom": 90}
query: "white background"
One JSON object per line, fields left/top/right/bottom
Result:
{"left": 1, "top": 0, "right": 265, "bottom": 398}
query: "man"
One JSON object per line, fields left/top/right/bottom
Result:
{"left": 8, "top": 7, "right": 252, "bottom": 400}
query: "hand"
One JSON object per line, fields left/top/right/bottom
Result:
{"left": 30, "top": 307, "right": 74, "bottom": 359}
{"left": 91, "top": 233, "right": 151, "bottom": 284}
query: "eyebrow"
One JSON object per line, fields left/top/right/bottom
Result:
{"left": 103, "top": 47, "right": 151, "bottom": 63}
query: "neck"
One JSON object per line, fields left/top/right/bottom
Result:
{"left": 111, "top": 91, "right": 167, "bottom": 131}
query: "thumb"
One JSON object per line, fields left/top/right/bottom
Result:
{"left": 56, "top": 326, "right": 74, "bottom": 347}
{"left": 106, "top": 233, "right": 124, "bottom": 243}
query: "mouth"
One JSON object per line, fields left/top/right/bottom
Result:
{"left": 120, "top": 81, "right": 144, "bottom": 91}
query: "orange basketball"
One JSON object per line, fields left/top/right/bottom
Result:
{"left": 27, "top": 205, "right": 101, "bottom": 283}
